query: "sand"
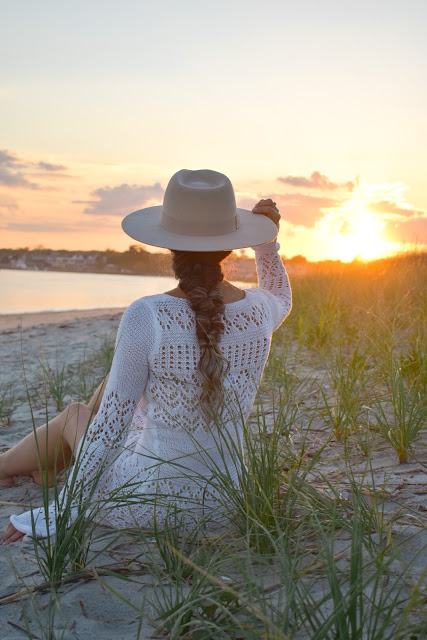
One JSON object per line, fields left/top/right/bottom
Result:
{"left": 0, "top": 308, "right": 157, "bottom": 638}
{"left": 0, "top": 308, "right": 127, "bottom": 333}
{"left": 0, "top": 309, "right": 426, "bottom": 638}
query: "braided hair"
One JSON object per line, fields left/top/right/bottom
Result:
{"left": 171, "top": 250, "right": 232, "bottom": 418}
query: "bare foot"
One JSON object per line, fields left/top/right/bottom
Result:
{"left": 1, "top": 522, "right": 25, "bottom": 544}
{"left": 30, "top": 469, "right": 56, "bottom": 487}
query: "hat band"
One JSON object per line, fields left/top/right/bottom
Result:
{"left": 161, "top": 209, "right": 240, "bottom": 237}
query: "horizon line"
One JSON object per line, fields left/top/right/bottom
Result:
{"left": 1, "top": 245, "right": 426, "bottom": 266}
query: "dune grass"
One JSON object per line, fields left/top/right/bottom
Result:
{"left": 1, "top": 251, "right": 426, "bottom": 639}
{"left": 0, "top": 383, "right": 18, "bottom": 425}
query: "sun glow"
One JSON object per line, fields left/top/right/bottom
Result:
{"left": 316, "top": 193, "right": 393, "bottom": 262}
{"left": 338, "top": 206, "right": 388, "bottom": 261}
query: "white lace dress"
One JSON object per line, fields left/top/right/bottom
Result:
{"left": 11, "top": 241, "right": 292, "bottom": 537}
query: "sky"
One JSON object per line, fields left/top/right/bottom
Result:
{"left": 1, "top": 0, "right": 426, "bottom": 262}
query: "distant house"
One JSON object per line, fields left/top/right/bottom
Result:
{"left": 10, "top": 257, "right": 28, "bottom": 269}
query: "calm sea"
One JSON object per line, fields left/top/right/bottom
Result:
{"left": 0, "top": 269, "right": 250, "bottom": 315}
{"left": 0, "top": 269, "right": 179, "bottom": 314}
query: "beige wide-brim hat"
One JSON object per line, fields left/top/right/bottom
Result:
{"left": 121, "top": 168, "right": 277, "bottom": 251}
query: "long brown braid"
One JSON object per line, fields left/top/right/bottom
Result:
{"left": 171, "top": 250, "right": 232, "bottom": 417}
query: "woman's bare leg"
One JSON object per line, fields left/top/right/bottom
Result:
{"left": 0, "top": 375, "right": 109, "bottom": 487}
{"left": 87, "top": 374, "right": 109, "bottom": 414}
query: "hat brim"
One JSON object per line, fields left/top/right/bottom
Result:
{"left": 121, "top": 206, "right": 277, "bottom": 251}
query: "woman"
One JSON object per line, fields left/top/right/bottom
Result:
{"left": 1, "top": 169, "right": 291, "bottom": 543}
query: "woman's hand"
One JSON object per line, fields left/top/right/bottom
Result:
{"left": 252, "top": 198, "right": 280, "bottom": 229}
{"left": 1, "top": 522, "right": 25, "bottom": 544}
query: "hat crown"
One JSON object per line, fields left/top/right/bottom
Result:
{"left": 160, "top": 169, "right": 239, "bottom": 236}
{"left": 121, "top": 167, "right": 278, "bottom": 251}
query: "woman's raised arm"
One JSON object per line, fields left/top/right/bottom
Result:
{"left": 251, "top": 199, "right": 292, "bottom": 330}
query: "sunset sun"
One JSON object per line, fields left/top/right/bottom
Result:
{"left": 339, "top": 206, "right": 388, "bottom": 261}
{"left": 314, "top": 190, "right": 399, "bottom": 263}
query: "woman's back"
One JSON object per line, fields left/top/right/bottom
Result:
{"left": 6, "top": 171, "right": 290, "bottom": 539}
{"left": 91, "top": 241, "right": 292, "bottom": 528}
{"left": 132, "top": 287, "right": 282, "bottom": 436}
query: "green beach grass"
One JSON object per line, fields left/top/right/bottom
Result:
{"left": 0, "top": 251, "right": 426, "bottom": 639}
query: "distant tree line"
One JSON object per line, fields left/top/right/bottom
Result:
{"left": 104, "top": 245, "right": 174, "bottom": 275}
{"left": 0, "top": 245, "right": 256, "bottom": 280}
{"left": 0, "top": 246, "right": 424, "bottom": 279}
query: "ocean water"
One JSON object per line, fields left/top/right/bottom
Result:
{"left": 0, "top": 269, "right": 179, "bottom": 314}
{"left": 0, "top": 269, "right": 250, "bottom": 314}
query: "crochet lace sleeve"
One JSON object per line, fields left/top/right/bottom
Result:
{"left": 253, "top": 240, "right": 292, "bottom": 330}
{"left": 10, "top": 298, "right": 155, "bottom": 538}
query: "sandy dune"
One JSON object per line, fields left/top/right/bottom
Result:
{"left": 0, "top": 309, "right": 425, "bottom": 639}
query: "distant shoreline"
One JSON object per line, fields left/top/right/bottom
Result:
{"left": 0, "top": 264, "right": 259, "bottom": 283}
{"left": 0, "top": 265, "right": 175, "bottom": 278}
{"left": 0, "top": 246, "right": 258, "bottom": 281}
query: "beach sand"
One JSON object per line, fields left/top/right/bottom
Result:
{"left": 0, "top": 307, "right": 126, "bottom": 333}
{"left": 0, "top": 309, "right": 426, "bottom": 638}
{"left": 0, "top": 308, "right": 161, "bottom": 638}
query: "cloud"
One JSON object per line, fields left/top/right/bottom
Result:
{"left": 0, "top": 149, "right": 68, "bottom": 188}
{"left": 237, "top": 191, "right": 341, "bottom": 228}
{"left": 384, "top": 216, "right": 427, "bottom": 244}
{"left": 236, "top": 196, "right": 257, "bottom": 210}
{"left": 81, "top": 182, "right": 164, "bottom": 216}
{"left": 278, "top": 171, "right": 354, "bottom": 192}
{"left": 367, "top": 200, "right": 423, "bottom": 218}
{"left": 0, "top": 150, "right": 20, "bottom": 165}
{"left": 0, "top": 167, "right": 38, "bottom": 189}
{"left": 4, "top": 216, "right": 118, "bottom": 233}
{"left": 273, "top": 193, "right": 340, "bottom": 228}
{"left": 0, "top": 148, "right": 38, "bottom": 189}
{"left": 37, "top": 161, "right": 67, "bottom": 171}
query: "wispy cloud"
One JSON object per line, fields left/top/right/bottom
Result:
{"left": 0, "top": 150, "right": 21, "bottom": 166}
{"left": 0, "top": 149, "right": 69, "bottom": 189}
{"left": 0, "top": 149, "right": 39, "bottom": 189}
{"left": 360, "top": 188, "right": 427, "bottom": 245}
{"left": 367, "top": 200, "right": 423, "bottom": 218}
{"left": 37, "top": 161, "right": 67, "bottom": 171}
{"left": 384, "top": 215, "right": 427, "bottom": 244}
{"left": 278, "top": 170, "right": 354, "bottom": 192}
{"left": 273, "top": 193, "right": 340, "bottom": 228}
{"left": 237, "top": 187, "right": 341, "bottom": 229}
{"left": 81, "top": 182, "right": 164, "bottom": 216}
